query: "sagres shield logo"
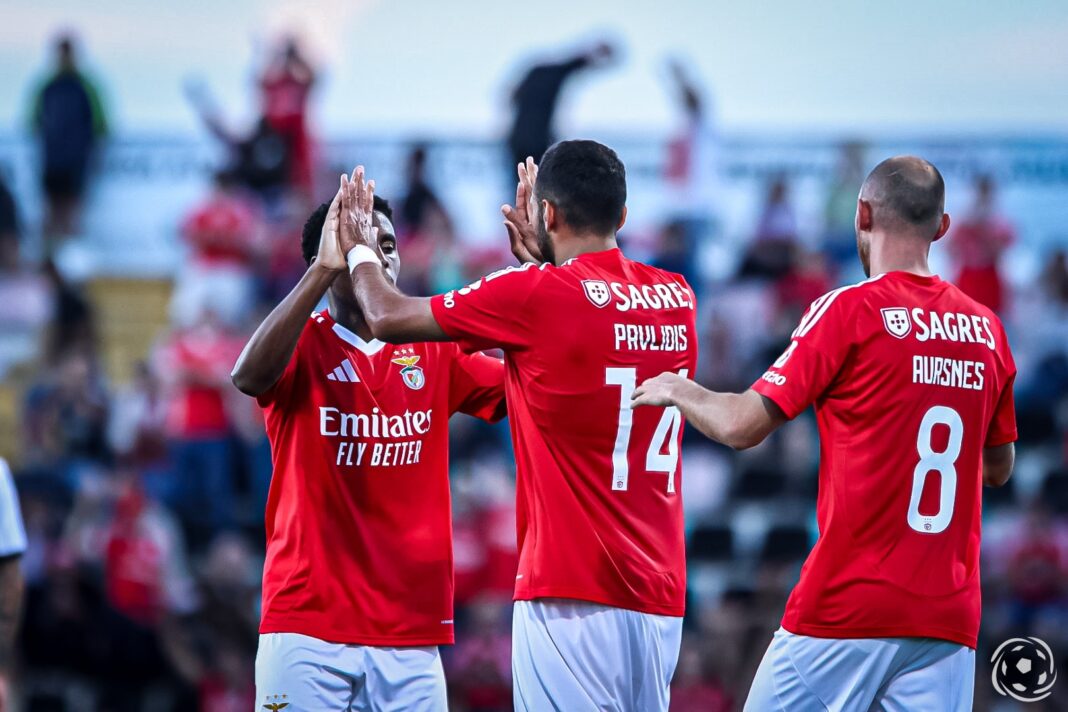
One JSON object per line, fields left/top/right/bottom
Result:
{"left": 991, "top": 637, "right": 1057, "bottom": 702}
{"left": 582, "top": 280, "right": 612, "bottom": 308}
{"left": 881, "top": 307, "right": 911, "bottom": 339}
{"left": 263, "top": 694, "right": 290, "bottom": 711}
{"left": 391, "top": 348, "right": 425, "bottom": 390}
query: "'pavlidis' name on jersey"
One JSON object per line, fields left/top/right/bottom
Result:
{"left": 613, "top": 323, "right": 689, "bottom": 352}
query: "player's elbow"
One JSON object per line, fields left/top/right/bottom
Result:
{"left": 230, "top": 366, "right": 266, "bottom": 398}
{"left": 983, "top": 464, "right": 1013, "bottom": 488}
{"left": 724, "top": 426, "right": 766, "bottom": 451}
{"left": 365, "top": 312, "right": 408, "bottom": 344}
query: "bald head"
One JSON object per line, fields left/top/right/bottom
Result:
{"left": 860, "top": 156, "right": 945, "bottom": 239}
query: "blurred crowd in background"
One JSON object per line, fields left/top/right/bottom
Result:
{"left": 0, "top": 31, "right": 1066, "bottom": 712}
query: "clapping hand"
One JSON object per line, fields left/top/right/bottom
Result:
{"left": 338, "top": 165, "right": 379, "bottom": 256}
{"left": 501, "top": 156, "right": 544, "bottom": 264}
{"left": 314, "top": 176, "right": 348, "bottom": 271}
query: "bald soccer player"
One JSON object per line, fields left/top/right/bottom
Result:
{"left": 633, "top": 157, "right": 1017, "bottom": 711}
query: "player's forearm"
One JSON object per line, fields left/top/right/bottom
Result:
{"left": 0, "top": 557, "right": 23, "bottom": 671}
{"left": 231, "top": 263, "right": 336, "bottom": 396}
{"left": 672, "top": 383, "right": 777, "bottom": 450}
{"left": 982, "top": 443, "right": 1015, "bottom": 488}
{"left": 350, "top": 264, "right": 446, "bottom": 343}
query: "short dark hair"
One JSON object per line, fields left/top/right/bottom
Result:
{"left": 302, "top": 195, "right": 393, "bottom": 265}
{"left": 862, "top": 156, "right": 945, "bottom": 236}
{"left": 535, "top": 140, "right": 626, "bottom": 235}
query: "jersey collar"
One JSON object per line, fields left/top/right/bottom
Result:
{"left": 881, "top": 270, "right": 943, "bottom": 285}
{"left": 561, "top": 247, "right": 624, "bottom": 268}
{"left": 329, "top": 318, "right": 387, "bottom": 356}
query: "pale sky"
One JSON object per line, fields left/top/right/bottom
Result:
{"left": 2, "top": 0, "right": 1067, "bottom": 137}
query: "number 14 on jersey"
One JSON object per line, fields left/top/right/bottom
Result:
{"left": 606, "top": 367, "right": 687, "bottom": 494}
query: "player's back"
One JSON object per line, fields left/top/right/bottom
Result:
{"left": 514, "top": 249, "right": 697, "bottom": 614}
{"left": 757, "top": 271, "right": 1016, "bottom": 647}
{"left": 432, "top": 248, "right": 698, "bottom": 615}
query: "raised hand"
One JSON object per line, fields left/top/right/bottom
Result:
{"left": 501, "top": 156, "right": 544, "bottom": 264}
{"left": 315, "top": 175, "right": 348, "bottom": 271}
{"left": 339, "top": 165, "right": 379, "bottom": 255}
{"left": 631, "top": 372, "right": 688, "bottom": 409}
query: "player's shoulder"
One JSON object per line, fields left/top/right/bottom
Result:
{"left": 303, "top": 310, "right": 337, "bottom": 341}
{"left": 441, "top": 262, "right": 548, "bottom": 304}
{"left": 555, "top": 252, "right": 696, "bottom": 312}
{"left": 792, "top": 275, "right": 886, "bottom": 338}
{"left": 939, "top": 279, "right": 1006, "bottom": 328}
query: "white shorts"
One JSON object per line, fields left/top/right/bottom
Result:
{"left": 512, "top": 599, "right": 683, "bottom": 712}
{"left": 744, "top": 627, "right": 975, "bottom": 712}
{"left": 255, "top": 632, "right": 446, "bottom": 711}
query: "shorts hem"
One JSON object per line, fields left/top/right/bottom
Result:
{"left": 259, "top": 624, "right": 453, "bottom": 647}
{"left": 515, "top": 589, "right": 685, "bottom": 618}
{"left": 781, "top": 621, "right": 976, "bottom": 649}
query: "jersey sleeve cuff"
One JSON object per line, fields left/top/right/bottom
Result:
{"left": 429, "top": 294, "right": 480, "bottom": 354}
{"left": 751, "top": 378, "right": 802, "bottom": 420}
{"left": 984, "top": 430, "right": 1018, "bottom": 447}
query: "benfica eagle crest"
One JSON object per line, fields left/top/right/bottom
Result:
{"left": 391, "top": 352, "right": 426, "bottom": 390}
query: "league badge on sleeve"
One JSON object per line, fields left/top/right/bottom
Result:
{"left": 582, "top": 279, "right": 612, "bottom": 308}
{"left": 391, "top": 348, "right": 426, "bottom": 390}
{"left": 881, "top": 307, "right": 912, "bottom": 339}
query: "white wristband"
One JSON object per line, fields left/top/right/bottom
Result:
{"left": 347, "top": 245, "right": 380, "bottom": 273}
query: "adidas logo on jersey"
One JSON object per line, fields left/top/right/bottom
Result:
{"left": 326, "top": 359, "right": 360, "bottom": 383}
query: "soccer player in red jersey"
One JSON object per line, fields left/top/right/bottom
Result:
{"left": 633, "top": 157, "right": 1017, "bottom": 711}
{"left": 231, "top": 180, "right": 506, "bottom": 710}
{"left": 338, "top": 141, "right": 698, "bottom": 711}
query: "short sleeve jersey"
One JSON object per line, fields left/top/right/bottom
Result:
{"left": 257, "top": 311, "right": 505, "bottom": 645}
{"left": 431, "top": 249, "right": 698, "bottom": 616}
{"left": 752, "top": 271, "right": 1017, "bottom": 648}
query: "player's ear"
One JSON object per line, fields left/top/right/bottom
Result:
{"left": 543, "top": 200, "right": 556, "bottom": 232}
{"left": 856, "top": 199, "right": 873, "bottom": 232}
{"left": 617, "top": 206, "right": 627, "bottom": 232}
{"left": 932, "top": 212, "right": 951, "bottom": 242}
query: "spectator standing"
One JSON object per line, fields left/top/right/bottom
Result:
{"left": 153, "top": 313, "right": 244, "bottom": 545}
{"left": 30, "top": 34, "right": 108, "bottom": 250}
{"left": 0, "top": 182, "right": 53, "bottom": 377}
{"left": 398, "top": 144, "right": 444, "bottom": 236}
{"left": 259, "top": 37, "right": 317, "bottom": 200}
{"left": 505, "top": 40, "right": 616, "bottom": 170}
{"left": 172, "top": 171, "right": 263, "bottom": 329}
{"left": 22, "top": 351, "right": 110, "bottom": 483}
{"left": 740, "top": 175, "right": 798, "bottom": 279}
{"left": 661, "top": 58, "right": 721, "bottom": 291}
{"left": 948, "top": 175, "right": 1015, "bottom": 314}
{"left": 822, "top": 141, "right": 866, "bottom": 279}
{"left": 185, "top": 81, "right": 291, "bottom": 208}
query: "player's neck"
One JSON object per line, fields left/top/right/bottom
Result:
{"left": 870, "top": 235, "right": 934, "bottom": 278}
{"left": 552, "top": 234, "right": 619, "bottom": 265}
{"left": 328, "top": 302, "right": 376, "bottom": 343}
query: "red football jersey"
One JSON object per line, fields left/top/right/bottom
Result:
{"left": 256, "top": 311, "right": 505, "bottom": 645}
{"left": 430, "top": 248, "right": 698, "bottom": 616}
{"left": 752, "top": 271, "right": 1017, "bottom": 648}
